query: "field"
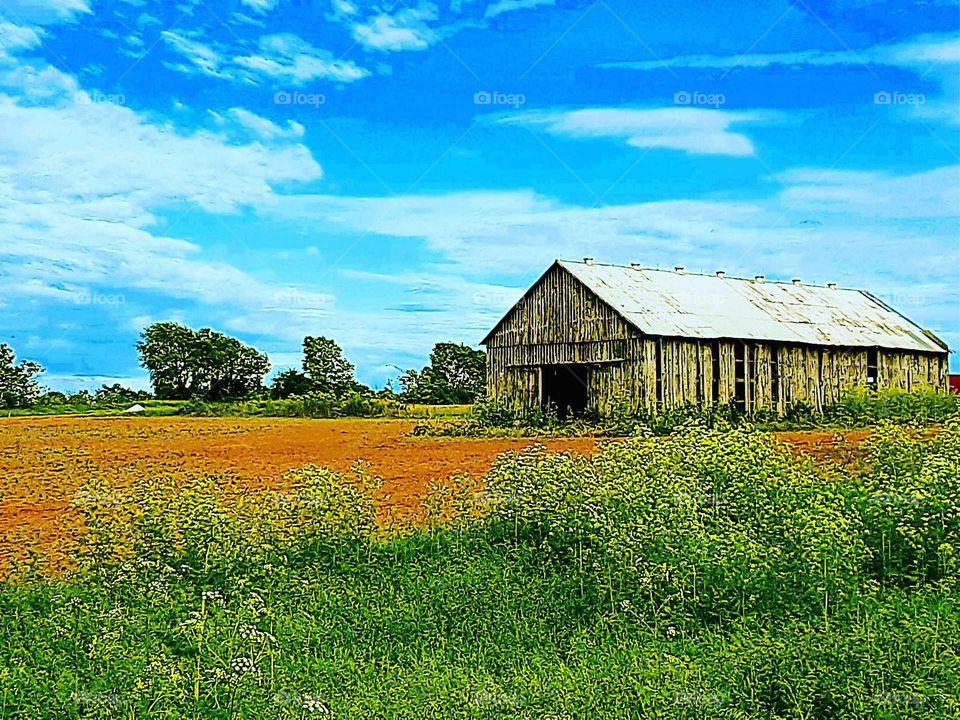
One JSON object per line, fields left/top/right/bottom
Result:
{"left": 0, "top": 417, "right": 597, "bottom": 575}
{"left": 0, "top": 416, "right": 874, "bottom": 577}
{"left": 1, "top": 416, "right": 958, "bottom": 718}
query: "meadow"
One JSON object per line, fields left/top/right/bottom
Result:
{"left": 1, "top": 416, "right": 957, "bottom": 718}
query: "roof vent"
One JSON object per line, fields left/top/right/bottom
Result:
{"left": 630, "top": 262, "right": 642, "bottom": 270}
{"left": 754, "top": 275, "right": 765, "bottom": 283}
{"left": 674, "top": 266, "right": 685, "bottom": 273}
{"left": 827, "top": 282, "right": 837, "bottom": 289}
{"left": 792, "top": 278, "right": 802, "bottom": 285}
{"left": 716, "top": 271, "right": 725, "bottom": 279}
{"left": 583, "top": 257, "right": 594, "bottom": 266}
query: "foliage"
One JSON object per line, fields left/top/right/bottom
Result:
{"left": 302, "top": 336, "right": 367, "bottom": 397}
{"left": 0, "top": 342, "right": 43, "bottom": 408}
{"left": 400, "top": 343, "right": 486, "bottom": 404}
{"left": 269, "top": 369, "right": 315, "bottom": 399}
{"left": 137, "top": 322, "right": 270, "bottom": 401}
{"left": 2, "top": 424, "right": 959, "bottom": 717}
{"left": 414, "top": 389, "right": 960, "bottom": 438}
{"left": 92, "top": 383, "right": 152, "bottom": 405}
{"left": 175, "top": 393, "right": 473, "bottom": 419}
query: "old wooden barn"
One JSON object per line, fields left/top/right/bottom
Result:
{"left": 482, "top": 259, "right": 950, "bottom": 415}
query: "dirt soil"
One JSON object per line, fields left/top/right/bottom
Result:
{"left": 0, "top": 416, "right": 873, "bottom": 576}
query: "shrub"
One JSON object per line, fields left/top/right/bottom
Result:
{"left": 414, "top": 389, "right": 960, "bottom": 438}
{"left": 482, "top": 426, "right": 866, "bottom": 626}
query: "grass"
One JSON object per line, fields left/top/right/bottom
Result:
{"left": 1, "top": 420, "right": 958, "bottom": 717}
{"left": 413, "top": 388, "right": 960, "bottom": 438}
{"left": 2, "top": 398, "right": 473, "bottom": 420}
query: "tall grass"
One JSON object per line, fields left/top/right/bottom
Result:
{"left": 414, "top": 388, "right": 960, "bottom": 437}
{"left": 1, "top": 422, "right": 958, "bottom": 717}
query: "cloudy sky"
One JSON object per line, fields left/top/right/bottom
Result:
{"left": 0, "top": 0, "right": 957, "bottom": 390}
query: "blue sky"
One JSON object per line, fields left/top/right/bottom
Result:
{"left": 0, "top": 0, "right": 957, "bottom": 391}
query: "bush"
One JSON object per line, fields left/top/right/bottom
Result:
{"left": 5, "top": 423, "right": 960, "bottom": 717}
{"left": 414, "top": 389, "right": 960, "bottom": 438}
{"left": 481, "top": 426, "right": 866, "bottom": 626}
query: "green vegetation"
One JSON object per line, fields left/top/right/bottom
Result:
{"left": 399, "top": 342, "right": 487, "bottom": 404}
{"left": 2, "top": 422, "right": 959, "bottom": 718}
{"left": 1, "top": 330, "right": 488, "bottom": 418}
{"left": 175, "top": 395, "right": 473, "bottom": 419}
{"left": 414, "top": 388, "right": 960, "bottom": 437}
{"left": 137, "top": 323, "right": 271, "bottom": 401}
{"left": 0, "top": 342, "right": 44, "bottom": 408}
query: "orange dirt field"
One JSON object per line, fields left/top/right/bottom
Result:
{"left": 0, "top": 416, "right": 872, "bottom": 575}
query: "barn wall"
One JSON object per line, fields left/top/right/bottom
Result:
{"left": 486, "top": 264, "right": 641, "bottom": 409}
{"left": 486, "top": 265, "right": 949, "bottom": 412}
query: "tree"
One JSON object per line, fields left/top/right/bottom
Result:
{"left": 400, "top": 343, "right": 486, "bottom": 404}
{"left": 137, "top": 322, "right": 270, "bottom": 401}
{"left": 0, "top": 343, "right": 44, "bottom": 408}
{"left": 302, "top": 336, "right": 366, "bottom": 396}
{"left": 93, "top": 384, "right": 151, "bottom": 405}
{"left": 270, "top": 369, "right": 315, "bottom": 399}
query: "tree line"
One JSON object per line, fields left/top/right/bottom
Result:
{"left": 0, "top": 322, "right": 487, "bottom": 409}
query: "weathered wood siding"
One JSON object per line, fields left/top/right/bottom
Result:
{"left": 486, "top": 264, "right": 639, "bottom": 408}
{"left": 485, "top": 265, "right": 949, "bottom": 412}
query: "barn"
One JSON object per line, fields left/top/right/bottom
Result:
{"left": 481, "top": 259, "right": 950, "bottom": 416}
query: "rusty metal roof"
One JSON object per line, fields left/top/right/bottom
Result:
{"left": 553, "top": 260, "right": 947, "bottom": 353}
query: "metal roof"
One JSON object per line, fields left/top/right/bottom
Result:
{"left": 484, "top": 260, "right": 948, "bottom": 353}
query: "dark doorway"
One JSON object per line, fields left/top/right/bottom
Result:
{"left": 734, "top": 342, "right": 747, "bottom": 412}
{"left": 541, "top": 364, "right": 589, "bottom": 419}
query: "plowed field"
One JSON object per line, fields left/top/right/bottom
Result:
{"left": 0, "top": 416, "right": 872, "bottom": 576}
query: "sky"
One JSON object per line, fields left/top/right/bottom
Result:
{"left": 0, "top": 0, "right": 958, "bottom": 391}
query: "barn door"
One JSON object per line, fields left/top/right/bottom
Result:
{"left": 541, "top": 364, "right": 589, "bottom": 419}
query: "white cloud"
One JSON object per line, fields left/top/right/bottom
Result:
{"left": 501, "top": 107, "right": 765, "bottom": 156}
{"left": 0, "top": 46, "right": 334, "bottom": 358}
{"left": 161, "top": 30, "right": 369, "bottom": 85}
{"left": 240, "top": 0, "right": 278, "bottom": 14}
{"left": 0, "top": 0, "right": 90, "bottom": 25}
{"left": 233, "top": 33, "right": 370, "bottom": 85}
{"left": 260, "top": 162, "right": 960, "bottom": 358}
{"left": 601, "top": 33, "right": 960, "bottom": 71}
{"left": 777, "top": 166, "right": 960, "bottom": 219}
{"left": 161, "top": 30, "right": 230, "bottom": 79}
{"left": 485, "top": 0, "right": 554, "bottom": 19}
{"left": 350, "top": 3, "right": 440, "bottom": 52}
{"left": 0, "top": 20, "right": 42, "bottom": 54}
{"left": 332, "top": 0, "right": 357, "bottom": 16}
{"left": 228, "top": 107, "right": 305, "bottom": 140}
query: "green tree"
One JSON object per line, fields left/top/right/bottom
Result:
{"left": 0, "top": 343, "right": 44, "bottom": 408}
{"left": 93, "top": 384, "right": 151, "bottom": 405}
{"left": 270, "top": 369, "right": 315, "bottom": 399}
{"left": 400, "top": 343, "right": 486, "bottom": 404}
{"left": 137, "top": 322, "right": 270, "bottom": 401}
{"left": 302, "top": 336, "right": 366, "bottom": 396}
